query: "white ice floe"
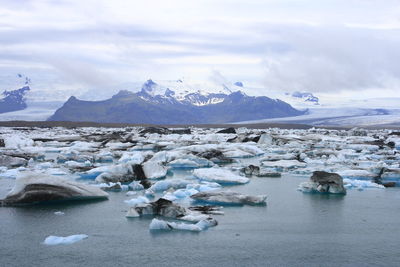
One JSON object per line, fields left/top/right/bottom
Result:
{"left": 149, "top": 179, "right": 192, "bottom": 192}
{"left": 0, "top": 167, "right": 27, "bottom": 179}
{"left": 43, "top": 234, "right": 88, "bottom": 245}
{"left": 118, "top": 151, "right": 146, "bottom": 164}
{"left": 261, "top": 160, "right": 306, "bottom": 170}
{"left": 193, "top": 168, "right": 249, "bottom": 185}
{"left": 54, "top": 211, "right": 65, "bottom": 215}
{"left": 142, "top": 161, "right": 167, "bottom": 179}
{"left": 167, "top": 157, "right": 213, "bottom": 169}
{"left": 343, "top": 179, "right": 385, "bottom": 190}
{"left": 2, "top": 134, "right": 34, "bottom": 149}
{"left": 298, "top": 181, "right": 346, "bottom": 194}
{"left": 337, "top": 169, "right": 376, "bottom": 179}
{"left": 149, "top": 218, "right": 217, "bottom": 232}
{"left": 2, "top": 172, "right": 109, "bottom": 205}
{"left": 128, "top": 181, "right": 145, "bottom": 191}
{"left": 124, "top": 196, "right": 150, "bottom": 206}
{"left": 191, "top": 191, "right": 267, "bottom": 205}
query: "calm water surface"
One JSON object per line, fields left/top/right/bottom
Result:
{"left": 1, "top": 169, "right": 399, "bottom": 267}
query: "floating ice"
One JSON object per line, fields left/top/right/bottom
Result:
{"left": 149, "top": 179, "right": 191, "bottom": 192}
{"left": 149, "top": 218, "right": 217, "bottom": 232}
{"left": 298, "top": 171, "right": 346, "bottom": 194}
{"left": 343, "top": 179, "right": 385, "bottom": 190}
{"left": 262, "top": 160, "right": 306, "bottom": 170}
{"left": 118, "top": 151, "right": 145, "bottom": 164}
{"left": 124, "top": 196, "right": 150, "bottom": 206}
{"left": 54, "top": 211, "right": 65, "bottom": 215}
{"left": 142, "top": 161, "right": 167, "bottom": 179}
{"left": 191, "top": 191, "right": 267, "bottom": 205}
{"left": 193, "top": 168, "right": 249, "bottom": 185}
{"left": 337, "top": 169, "right": 376, "bottom": 179}
{"left": 43, "top": 234, "right": 88, "bottom": 245}
{"left": 1, "top": 172, "right": 109, "bottom": 206}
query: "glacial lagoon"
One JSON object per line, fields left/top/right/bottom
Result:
{"left": 1, "top": 126, "right": 400, "bottom": 266}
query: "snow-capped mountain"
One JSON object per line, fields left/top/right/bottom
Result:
{"left": 0, "top": 85, "right": 30, "bottom": 114}
{"left": 48, "top": 79, "right": 304, "bottom": 124}
{"left": 290, "top": 91, "right": 319, "bottom": 105}
{"left": 136, "top": 79, "right": 241, "bottom": 106}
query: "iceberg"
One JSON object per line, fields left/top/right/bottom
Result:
{"left": 343, "top": 179, "right": 385, "bottom": 190}
{"left": 149, "top": 179, "right": 191, "bottom": 192}
{"left": 298, "top": 171, "right": 346, "bottom": 194}
{"left": 43, "top": 234, "right": 88, "bottom": 245}
{"left": 193, "top": 168, "right": 249, "bottom": 185}
{"left": 1, "top": 172, "right": 109, "bottom": 206}
{"left": 124, "top": 196, "right": 150, "bottom": 206}
{"left": 149, "top": 218, "right": 217, "bottom": 232}
{"left": 142, "top": 161, "right": 167, "bottom": 179}
{"left": 191, "top": 191, "right": 267, "bottom": 205}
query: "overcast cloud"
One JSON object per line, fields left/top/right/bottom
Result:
{"left": 0, "top": 0, "right": 400, "bottom": 99}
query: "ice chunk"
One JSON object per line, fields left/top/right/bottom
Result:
{"left": 124, "top": 196, "right": 150, "bottom": 206}
{"left": 125, "top": 207, "right": 140, "bottom": 218}
{"left": 337, "top": 169, "right": 376, "bottom": 179}
{"left": 118, "top": 151, "right": 145, "bottom": 164}
{"left": 193, "top": 168, "right": 249, "bottom": 185}
{"left": 142, "top": 161, "right": 167, "bottom": 179}
{"left": 95, "top": 182, "right": 129, "bottom": 191}
{"left": 149, "top": 218, "right": 217, "bottom": 232}
{"left": 167, "top": 156, "right": 213, "bottom": 169}
{"left": 1, "top": 172, "right": 109, "bottom": 206}
{"left": 191, "top": 191, "right": 267, "bottom": 205}
{"left": 298, "top": 171, "right": 346, "bottom": 194}
{"left": 43, "top": 234, "right": 88, "bottom": 245}
{"left": 128, "top": 181, "right": 145, "bottom": 191}
{"left": 54, "top": 211, "right": 65, "bottom": 215}
{"left": 262, "top": 160, "right": 306, "bottom": 170}
{"left": 149, "top": 179, "right": 191, "bottom": 192}
{"left": 0, "top": 167, "right": 27, "bottom": 179}
{"left": 2, "top": 134, "right": 34, "bottom": 149}
{"left": 0, "top": 155, "right": 27, "bottom": 168}
{"left": 343, "top": 179, "right": 385, "bottom": 190}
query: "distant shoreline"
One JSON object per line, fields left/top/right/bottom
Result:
{"left": 0, "top": 120, "right": 314, "bottom": 129}
{"left": 1, "top": 120, "right": 399, "bottom": 130}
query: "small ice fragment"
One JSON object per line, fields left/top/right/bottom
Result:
{"left": 54, "top": 211, "right": 65, "bottom": 216}
{"left": 124, "top": 196, "right": 150, "bottom": 206}
{"left": 43, "top": 234, "right": 88, "bottom": 245}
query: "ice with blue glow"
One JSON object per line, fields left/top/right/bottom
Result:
{"left": 43, "top": 234, "right": 88, "bottom": 245}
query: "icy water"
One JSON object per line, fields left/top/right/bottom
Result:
{"left": 1, "top": 171, "right": 399, "bottom": 267}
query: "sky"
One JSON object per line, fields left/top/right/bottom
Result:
{"left": 1, "top": 0, "right": 400, "bottom": 102}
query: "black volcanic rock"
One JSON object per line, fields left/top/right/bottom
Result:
{"left": 48, "top": 81, "right": 304, "bottom": 124}
{"left": 217, "top": 127, "right": 236, "bottom": 134}
{"left": 0, "top": 86, "right": 30, "bottom": 114}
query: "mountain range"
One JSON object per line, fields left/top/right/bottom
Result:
{"left": 0, "top": 86, "right": 30, "bottom": 114}
{"left": 48, "top": 79, "right": 304, "bottom": 124}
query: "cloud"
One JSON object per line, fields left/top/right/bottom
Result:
{"left": 0, "top": 0, "right": 400, "bottom": 100}
{"left": 261, "top": 25, "right": 400, "bottom": 92}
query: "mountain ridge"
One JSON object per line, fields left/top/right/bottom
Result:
{"left": 48, "top": 79, "right": 304, "bottom": 124}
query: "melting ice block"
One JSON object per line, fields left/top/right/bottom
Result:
{"left": 43, "top": 234, "right": 88, "bottom": 245}
{"left": 1, "top": 172, "right": 109, "bottom": 206}
{"left": 298, "top": 171, "right": 346, "bottom": 194}
{"left": 149, "top": 218, "right": 217, "bottom": 232}
{"left": 193, "top": 168, "right": 249, "bottom": 185}
{"left": 191, "top": 191, "right": 267, "bottom": 205}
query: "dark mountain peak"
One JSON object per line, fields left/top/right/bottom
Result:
{"left": 141, "top": 79, "right": 157, "bottom": 92}
{"left": 112, "top": 90, "right": 135, "bottom": 98}
{"left": 66, "top": 96, "right": 78, "bottom": 102}
{"left": 234, "top": 81, "right": 243, "bottom": 87}
{"left": 165, "top": 88, "right": 175, "bottom": 97}
{"left": 0, "top": 85, "right": 31, "bottom": 114}
{"left": 2, "top": 85, "right": 30, "bottom": 98}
